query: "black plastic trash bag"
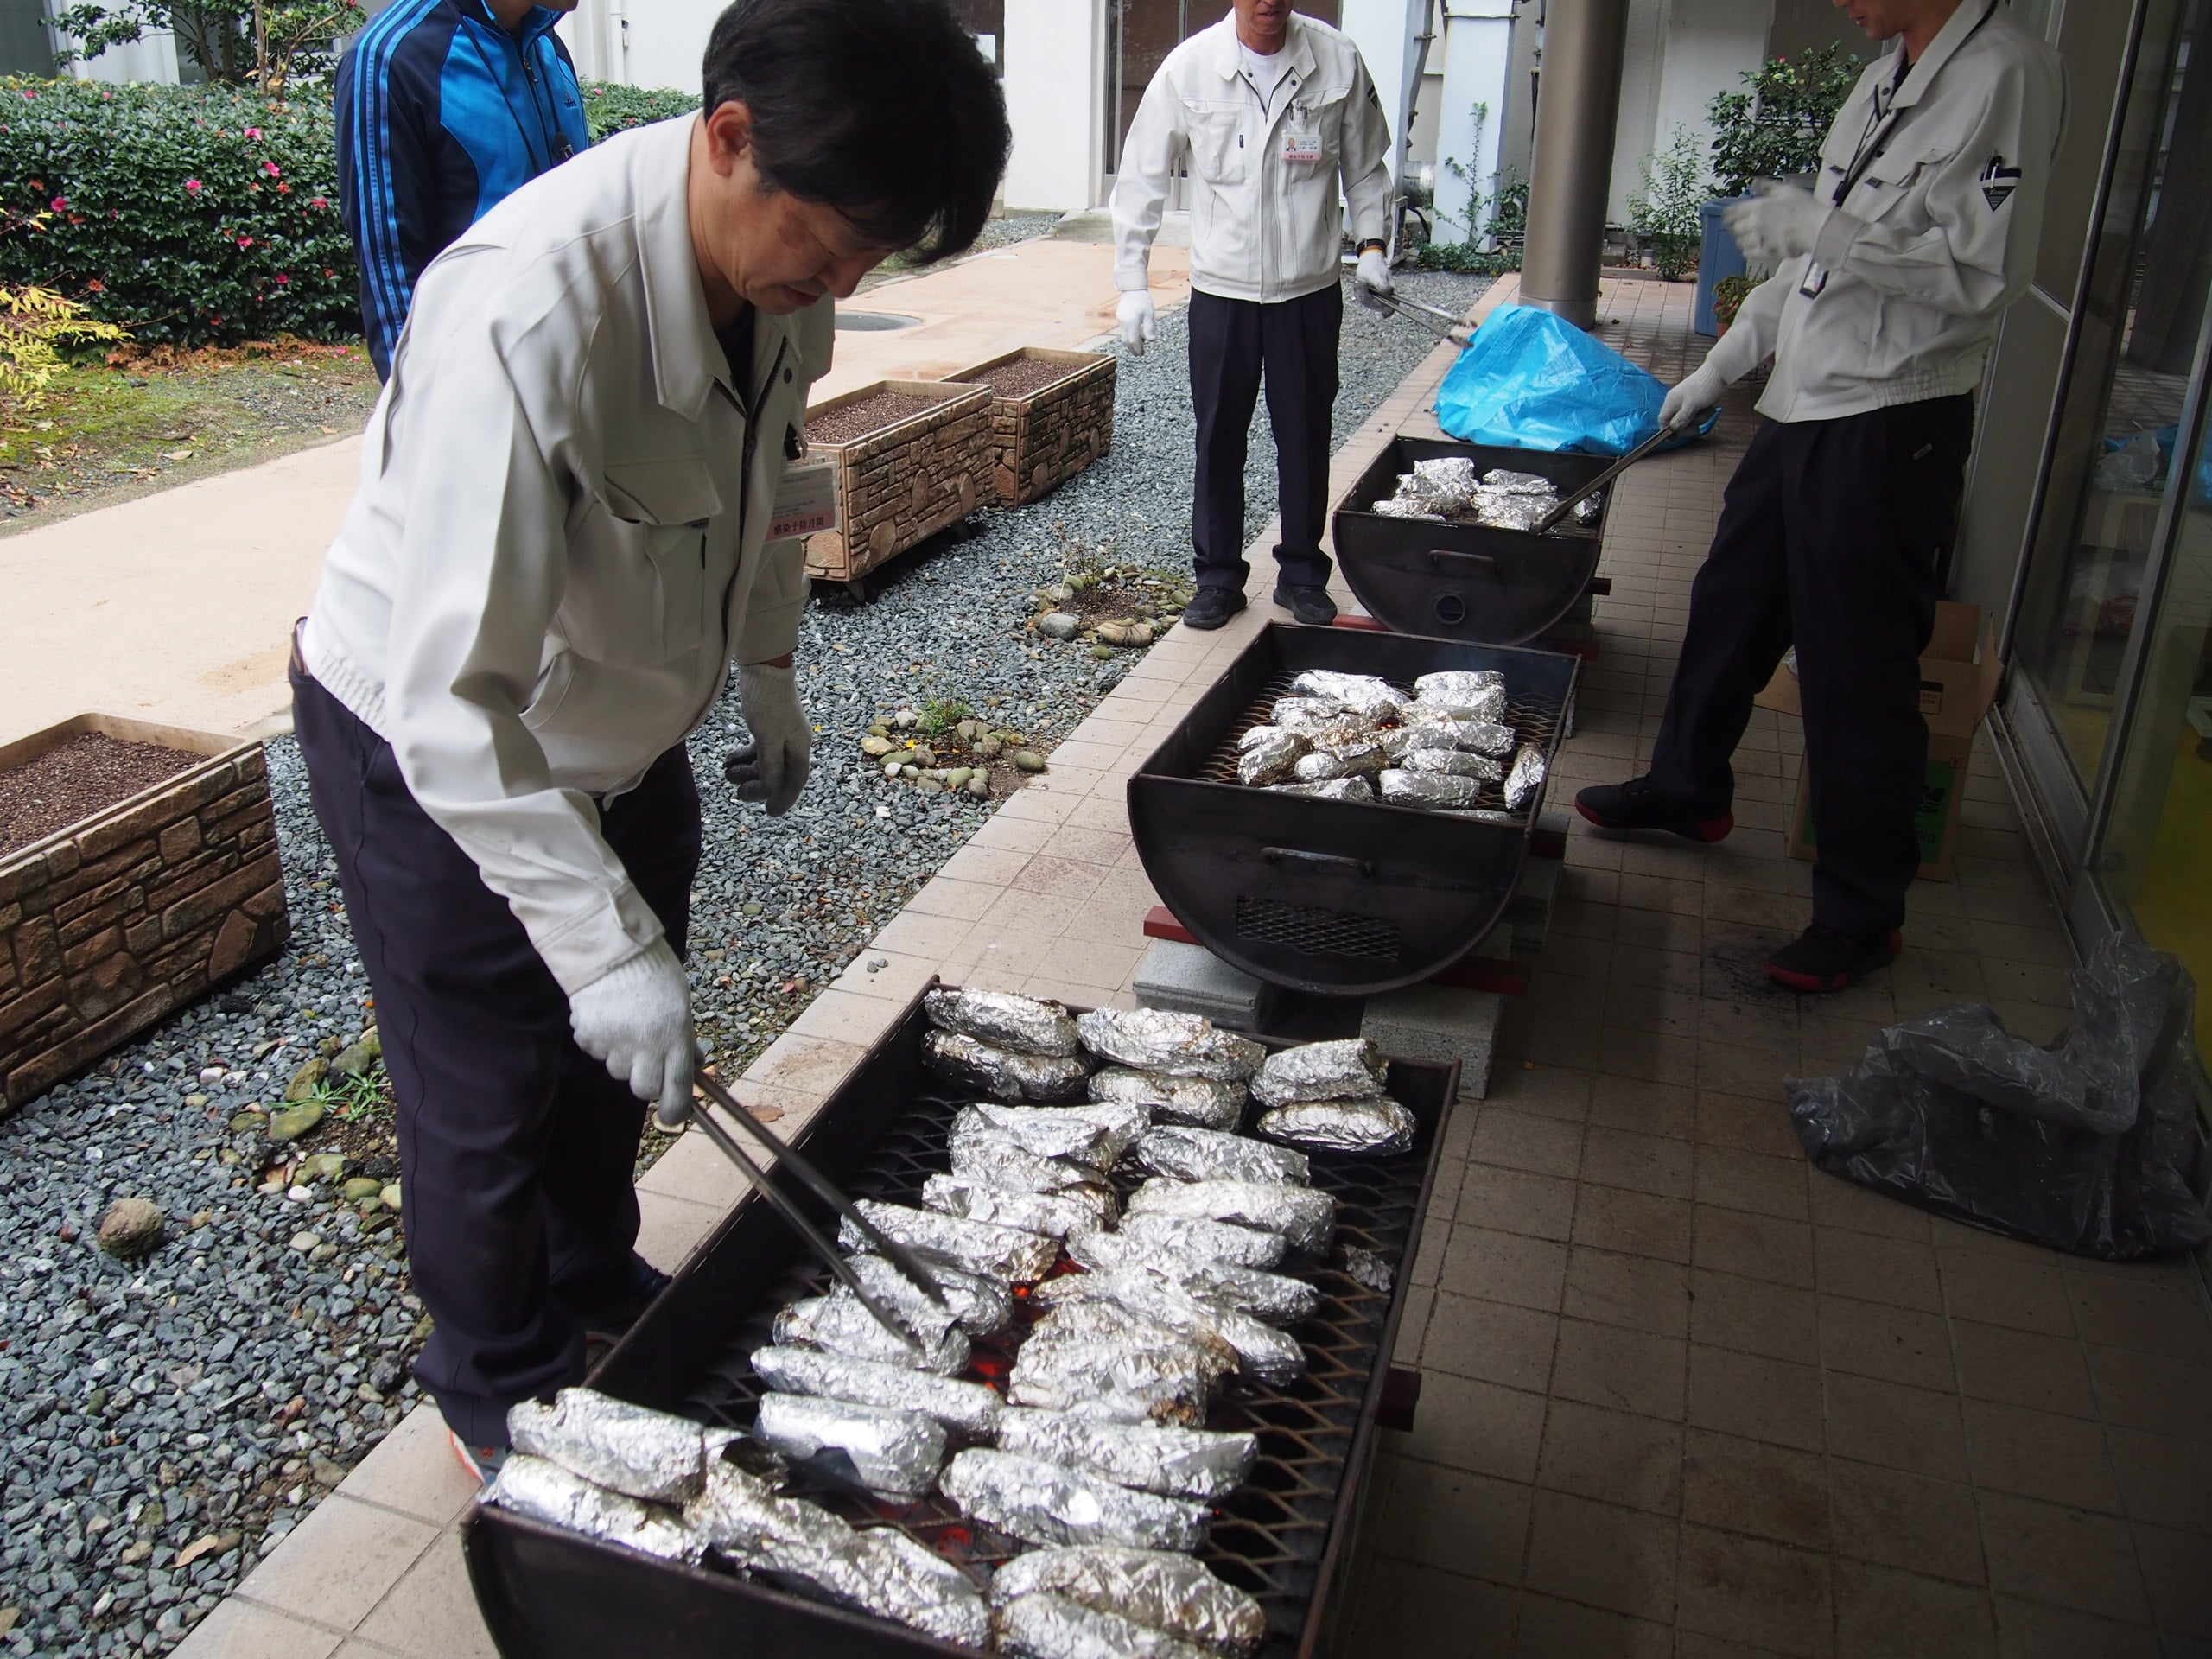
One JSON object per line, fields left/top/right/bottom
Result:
{"left": 1789, "top": 933, "right": 2212, "bottom": 1259}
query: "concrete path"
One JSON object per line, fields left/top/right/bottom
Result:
{"left": 0, "top": 235, "right": 1189, "bottom": 749}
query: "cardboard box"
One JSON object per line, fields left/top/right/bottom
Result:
{"left": 1753, "top": 601, "right": 2004, "bottom": 881}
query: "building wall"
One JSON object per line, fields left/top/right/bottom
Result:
{"left": 559, "top": 0, "right": 717, "bottom": 92}
{"left": 1000, "top": 0, "right": 1107, "bottom": 211}
{"left": 1606, "top": 0, "right": 1770, "bottom": 223}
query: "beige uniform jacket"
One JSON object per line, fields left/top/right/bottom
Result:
{"left": 301, "top": 114, "right": 833, "bottom": 996}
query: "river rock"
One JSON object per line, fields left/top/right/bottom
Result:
{"left": 96, "top": 1198, "right": 165, "bottom": 1259}
{"left": 977, "top": 736, "right": 1003, "bottom": 760}
{"left": 1037, "top": 613, "right": 1081, "bottom": 641}
{"left": 284, "top": 1058, "right": 328, "bottom": 1102}
{"left": 909, "top": 745, "right": 937, "bottom": 768}
{"left": 382, "top": 1183, "right": 404, "bottom": 1211}
{"left": 1013, "top": 750, "right": 1046, "bottom": 773}
{"left": 342, "top": 1177, "right": 384, "bottom": 1202}
{"left": 860, "top": 735, "right": 894, "bottom": 758}
{"left": 332, "top": 1042, "right": 374, "bottom": 1077}
{"left": 266, "top": 1102, "right": 326, "bottom": 1143}
{"left": 1044, "top": 582, "right": 1076, "bottom": 604}
{"left": 966, "top": 773, "right": 991, "bottom": 798}
{"left": 301, "top": 1151, "right": 346, "bottom": 1183}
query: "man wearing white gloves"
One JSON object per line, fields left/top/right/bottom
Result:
{"left": 1111, "top": 0, "right": 1393, "bottom": 628}
{"left": 289, "top": 0, "right": 1007, "bottom": 1475}
{"left": 1577, "top": 0, "right": 2062, "bottom": 993}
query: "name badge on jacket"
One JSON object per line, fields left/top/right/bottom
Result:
{"left": 768, "top": 454, "right": 839, "bottom": 540}
{"left": 1281, "top": 124, "right": 1321, "bottom": 164}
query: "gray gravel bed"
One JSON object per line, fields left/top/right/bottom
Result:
{"left": 0, "top": 269, "right": 1486, "bottom": 1658}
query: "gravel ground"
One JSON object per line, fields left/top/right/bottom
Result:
{"left": 0, "top": 269, "right": 1487, "bottom": 1658}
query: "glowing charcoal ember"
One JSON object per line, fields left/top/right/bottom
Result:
{"left": 938, "top": 1448, "right": 1211, "bottom": 1552}
{"left": 924, "top": 988, "right": 1081, "bottom": 1057}
{"left": 747, "top": 1345, "right": 1005, "bottom": 1438}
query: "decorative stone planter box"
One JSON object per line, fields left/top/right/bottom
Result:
{"left": 948, "top": 346, "right": 1116, "bottom": 506}
{"left": 802, "top": 378, "right": 993, "bottom": 594}
{"left": 1, "top": 714, "right": 291, "bottom": 1113}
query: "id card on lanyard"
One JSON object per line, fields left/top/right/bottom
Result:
{"left": 768, "top": 451, "right": 839, "bottom": 540}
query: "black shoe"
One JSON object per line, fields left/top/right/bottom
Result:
{"left": 1272, "top": 582, "right": 1338, "bottom": 626}
{"left": 1765, "top": 924, "right": 1902, "bottom": 994}
{"left": 570, "top": 1255, "right": 671, "bottom": 1347}
{"left": 1574, "top": 776, "right": 1733, "bottom": 842}
{"left": 1181, "top": 587, "right": 1248, "bottom": 631}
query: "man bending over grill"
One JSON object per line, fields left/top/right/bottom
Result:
{"left": 289, "top": 0, "right": 1009, "bottom": 1481}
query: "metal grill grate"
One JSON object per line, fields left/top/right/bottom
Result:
{"left": 1193, "top": 671, "right": 1568, "bottom": 820}
{"left": 1235, "top": 895, "right": 1401, "bottom": 963}
{"left": 674, "top": 1090, "right": 1426, "bottom": 1656}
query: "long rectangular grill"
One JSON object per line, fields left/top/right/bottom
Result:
{"left": 671, "top": 1085, "right": 1424, "bottom": 1644}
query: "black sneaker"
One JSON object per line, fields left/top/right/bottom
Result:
{"left": 1574, "top": 776, "right": 1733, "bottom": 842}
{"left": 1272, "top": 582, "right": 1338, "bottom": 626}
{"left": 1181, "top": 587, "right": 1248, "bottom": 631}
{"left": 1764, "top": 924, "right": 1903, "bottom": 993}
{"left": 449, "top": 1429, "right": 511, "bottom": 1487}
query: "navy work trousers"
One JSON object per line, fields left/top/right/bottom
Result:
{"left": 290, "top": 661, "right": 700, "bottom": 1444}
{"left": 1188, "top": 281, "right": 1342, "bottom": 592}
{"left": 1647, "top": 396, "right": 1974, "bottom": 938}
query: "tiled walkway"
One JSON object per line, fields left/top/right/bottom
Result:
{"left": 174, "top": 276, "right": 2212, "bottom": 1659}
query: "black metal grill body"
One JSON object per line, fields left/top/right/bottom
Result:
{"left": 463, "top": 984, "right": 1459, "bottom": 1659}
{"left": 1127, "top": 625, "right": 1580, "bottom": 996}
{"left": 1332, "top": 436, "right": 1612, "bottom": 645}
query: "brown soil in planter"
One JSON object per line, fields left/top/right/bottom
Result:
{"left": 962, "top": 357, "right": 1085, "bottom": 399}
{"left": 809, "top": 389, "right": 950, "bottom": 446}
{"left": 0, "top": 734, "right": 201, "bottom": 858}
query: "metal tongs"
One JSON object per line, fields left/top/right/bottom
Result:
{"left": 1529, "top": 414, "right": 1713, "bottom": 536}
{"left": 687, "top": 1069, "right": 949, "bottom": 1351}
{"left": 1352, "top": 283, "right": 1478, "bottom": 347}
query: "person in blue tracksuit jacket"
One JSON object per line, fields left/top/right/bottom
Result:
{"left": 335, "top": 0, "right": 592, "bottom": 378}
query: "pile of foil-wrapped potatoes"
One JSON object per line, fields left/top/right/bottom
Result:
{"left": 1371, "top": 455, "right": 1601, "bottom": 533}
{"left": 481, "top": 991, "right": 1415, "bottom": 1657}
{"left": 1238, "top": 667, "right": 1548, "bottom": 814}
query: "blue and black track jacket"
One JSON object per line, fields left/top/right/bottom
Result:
{"left": 335, "top": 1, "right": 593, "bottom": 378}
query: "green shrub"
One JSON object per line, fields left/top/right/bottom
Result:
{"left": 582, "top": 83, "right": 699, "bottom": 141}
{"left": 0, "top": 77, "right": 353, "bottom": 346}
{"left": 1628, "top": 125, "right": 1705, "bottom": 280}
{"left": 1707, "top": 45, "right": 1864, "bottom": 198}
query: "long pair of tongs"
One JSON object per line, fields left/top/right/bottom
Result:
{"left": 686, "top": 1069, "right": 948, "bottom": 1351}
{"left": 1529, "top": 415, "right": 1712, "bottom": 536}
{"left": 1352, "top": 283, "right": 1478, "bottom": 347}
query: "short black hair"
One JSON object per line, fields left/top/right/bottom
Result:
{"left": 702, "top": 0, "right": 1012, "bottom": 264}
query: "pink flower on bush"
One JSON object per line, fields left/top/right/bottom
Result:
{"left": 244, "top": 126, "right": 262, "bottom": 140}
{"left": 261, "top": 161, "right": 280, "bottom": 177}
{"left": 308, "top": 195, "right": 328, "bottom": 210}
{"left": 236, "top": 233, "right": 253, "bottom": 249}
{"left": 185, "top": 178, "right": 203, "bottom": 194}
{"left": 49, "top": 195, "right": 65, "bottom": 212}
{"left": 275, "top": 273, "right": 289, "bottom": 285}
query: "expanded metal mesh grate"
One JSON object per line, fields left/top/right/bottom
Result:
{"left": 1192, "top": 670, "right": 1569, "bottom": 820}
{"left": 1235, "top": 895, "right": 1401, "bottom": 963}
{"left": 675, "top": 1089, "right": 1427, "bottom": 1657}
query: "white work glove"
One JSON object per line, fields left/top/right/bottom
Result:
{"left": 724, "top": 662, "right": 810, "bottom": 816}
{"left": 1355, "top": 247, "right": 1395, "bottom": 299}
{"left": 569, "top": 939, "right": 695, "bottom": 1127}
{"left": 1659, "top": 362, "right": 1727, "bottom": 433}
{"left": 1116, "top": 290, "right": 1155, "bottom": 355}
{"left": 1724, "top": 179, "right": 1828, "bottom": 269}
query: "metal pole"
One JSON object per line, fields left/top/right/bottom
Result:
{"left": 1518, "top": 0, "right": 1630, "bottom": 330}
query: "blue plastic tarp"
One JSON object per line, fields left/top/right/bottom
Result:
{"left": 1434, "top": 302, "right": 1717, "bottom": 455}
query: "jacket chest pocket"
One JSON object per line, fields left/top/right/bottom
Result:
{"left": 1851, "top": 141, "right": 1946, "bottom": 224}
{"left": 583, "top": 459, "right": 723, "bottom": 663}
{"left": 1284, "top": 89, "right": 1346, "bottom": 169}
{"left": 1187, "top": 105, "right": 1248, "bottom": 186}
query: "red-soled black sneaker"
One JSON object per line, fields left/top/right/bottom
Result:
{"left": 449, "top": 1429, "right": 511, "bottom": 1487}
{"left": 1764, "top": 924, "right": 1904, "bottom": 993}
{"left": 1573, "top": 776, "right": 1733, "bottom": 842}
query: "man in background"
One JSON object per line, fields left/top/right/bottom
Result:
{"left": 335, "top": 0, "right": 591, "bottom": 378}
{"left": 1110, "top": 0, "right": 1394, "bottom": 629}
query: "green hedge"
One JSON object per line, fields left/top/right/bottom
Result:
{"left": 0, "top": 77, "right": 702, "bottom": 347}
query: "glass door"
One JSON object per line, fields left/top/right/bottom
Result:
{"left": 2006, "top": 0, "right": 2208, "bottom": 835}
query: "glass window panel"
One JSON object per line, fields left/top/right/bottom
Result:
{"left": 0, "top": 0, "right": 51, "bottom": 77}
{"left": 2012, "top": 0, "right": 2207, "bottom": 792}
